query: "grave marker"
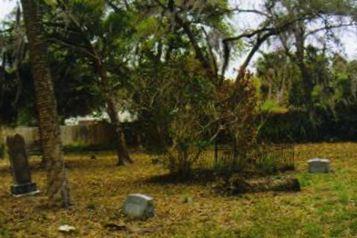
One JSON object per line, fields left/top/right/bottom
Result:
{"left": 123, "top": 193, "right": 154, "bottom": 219}
{"left": 308, "top": 158, "right": 331, "bottom": 173}
{"left": 6, "top": 134, "right": 39, "bottom": 196}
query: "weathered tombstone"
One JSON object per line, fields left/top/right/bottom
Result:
{"left": 308, "top": 158, "right": 331, "bottom": 173}
{"left": 58, "top": 225, "right": 76, "bottom": 233}
{"left": 6, "top": 134, "right": 39, "bottom": 197}
{"left": 123, "top": 194, "right": 154, "bottom": 219}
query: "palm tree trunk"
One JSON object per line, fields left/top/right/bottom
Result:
{"left": 21, "top": 0, "right": 70, "bottom": 207}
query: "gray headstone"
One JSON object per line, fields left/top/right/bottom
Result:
{"left": 123, "top": 194, "right": 154, "bottom": 219}
{"left": 308, "top": 158, "right": 331, "bottom": 173}
{"left": 6, "top": 134, "right": 39, "bottom": 196}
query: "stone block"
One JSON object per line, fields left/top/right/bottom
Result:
{"left": 123, "top": 194, "right": 154, "bottom": 219}
{"left": 308, "top": 158, "right": 330, "bottom": 173}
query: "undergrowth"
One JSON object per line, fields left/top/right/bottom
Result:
{"left": 0, "top": 142, "right": 355, "bottom": 237}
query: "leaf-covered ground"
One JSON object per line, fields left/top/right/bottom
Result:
{"left": 0, "top": 142, "right": 356, "bottom": 237}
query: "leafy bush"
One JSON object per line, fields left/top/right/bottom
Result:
{"left": 260, "top": 99, "right": 287, "bottom": 113}
{"left": 133, "top": 57, "right": 218, "bottom": 177}
{"left": 221, "top": 72, "right": 260, "bottom": 172}
{"left": 259, "top": 104, "right": 357, "bottom": 142}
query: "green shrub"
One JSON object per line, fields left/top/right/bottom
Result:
{"left": 259, "top": 104, "right": 357, "bottom": 142}
{"left": 63, "top": 143, "right": 116, "bottom": 153}
{"left": 260, "top": 99, "right": 287, "bottom": 113}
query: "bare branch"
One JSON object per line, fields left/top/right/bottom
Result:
{"left": 305, "top": 23, "right": 356, "bottom": 37}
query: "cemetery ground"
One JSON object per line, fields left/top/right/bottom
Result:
{"left": 0, "top": 142, "right": 356, "bottom": 238}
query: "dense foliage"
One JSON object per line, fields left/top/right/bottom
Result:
{"left": 0, "top": 0, "right": 356, "bottom": 175}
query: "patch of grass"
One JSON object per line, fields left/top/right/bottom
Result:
{"left": 0, "top": 228, "right": 10, "bottom": 238}
{"left": 255, "top": 154, "right": 279, "bottom": 174}
{"left": 0, "top": 142, "right": 356, "bottom": 237}
{"left": 303, "top": 223, "right": 323, "bottom": 238}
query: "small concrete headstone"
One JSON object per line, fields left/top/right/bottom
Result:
{"left": 308, "top": 158, "right": 331, "bottom": 173}
{"left": 58, "top": 225, "right": 76, "bottom": 233}
{"left": 6, "top": 134, "right": 39, "bottom": 196}
{"left": 123, "top": 194, "right": 154, "bottom": 219}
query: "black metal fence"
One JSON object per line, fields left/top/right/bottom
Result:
{"left": 213, "top": 142, "right": 295, "bottom": 173}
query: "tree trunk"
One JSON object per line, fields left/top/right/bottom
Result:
{"left": 21, "top": 0, "right": 70, "bottom": 207}
{"left": 94, "top": 59, "right": 133, "bottom": 166}
{"left": 294, "top": 22, "right": 314, "bottom": 111}
{"left": 268, "top": 77, "right": 272, "bottom": 100}
{"left": 107, "top": 97, "right": 133, "bottom": 166}
{"left": 277, "top": 75, "right": 286, "bottom": 104}
{"left": 0, "top": 126, "right": 4, "bottom": 159}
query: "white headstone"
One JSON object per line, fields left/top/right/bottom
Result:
{"left": 308, "top": 158, "right": 331, "bottom": 173}
{"left": 123, "top": 194, "right": 154, "bottom": 219}
{"left": 58, "top": 225, "right": 76, "bottom": 233}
